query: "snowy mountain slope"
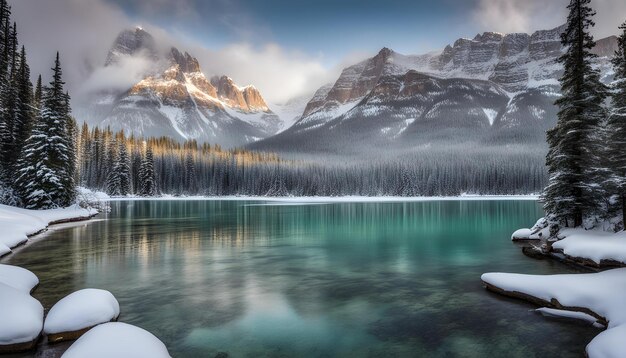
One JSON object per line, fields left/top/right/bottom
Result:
{"left": 78, "top": 27, "right": 280, "bottom": 147}
{"left": 251, "top": 25, "right": 617, "bottom": 154}
{"left": 269, "top": 93, "right": 312, "bottom": 133}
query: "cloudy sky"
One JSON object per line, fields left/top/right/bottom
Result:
{"left": 10, "top": 0, "right": 626, "bottom": 103}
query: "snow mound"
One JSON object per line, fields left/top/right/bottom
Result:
{"left": 511, "top": 228, "right": 532, "bottom": 240}
{"left": 44, "top": 289, "right": 120, "bottom": 335}
{"left": 62, "top": 322, "right": 170, "bottom": 358}
{"left": 482, "top": 268, "right": 626, "bottom": 358}
{"left": 553, "top": 229, "right": 626, "bottom": 265}
{"left": 0, "top": 282, "right": 43, "bottom": 346}
{"left": 0, "top": 264, "right": 39, "bottom": 293}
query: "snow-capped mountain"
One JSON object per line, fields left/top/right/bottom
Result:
{"left": 251, "top": 25, "right": 618, "bottom": 153}
{"left": 79, "top": 27, "right": 280, "bottom": 147}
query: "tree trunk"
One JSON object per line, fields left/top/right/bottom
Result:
{"left": 574, "top": 209, "right": 583, "bottom": 228}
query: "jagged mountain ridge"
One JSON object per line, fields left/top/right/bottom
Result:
{"left": 80, "top": 27, "right": 280, "bottom": 147}
{"left": 251, "top": 25, "right": 617, "bottom": 154}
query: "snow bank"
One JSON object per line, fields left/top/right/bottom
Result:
{"left": 482, "top": 268, "right": 626, "bottom": 357}
{"left": 0, "top": 264, "right": 38, "bottom": 293}
{"left": 0, "top": 282, "right": 43, "bottom": 346}
{"left": 62, "top": 322, "right": 170, "bottom": 358}
{"left": 587, "top": 324, "right": 626, "bottom": 358}
{"left": 44, "top": 289, "right": 120, "bottom": 336}
{"left": 77, "top": 187, "right": 110, "bottom": 201}
{"left": 0, "top": 204, "right": 97, "bottom": 257}
{"left": 552, "top": 229, "right": 626, "bottom": 265}
{"left": 511, "top": 228, "right": 532, "bottom": 240}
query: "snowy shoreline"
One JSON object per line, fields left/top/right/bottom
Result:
{"left": 482, "top": 269, "right": 626, "bottom": 357}
{"left": 0, "top": 204, "right": 99, "bottom": 259}
{"left": 485, "top": 220, "right": 626, "bottom": 357}
{"left": 101, "top": 194, "right": 540, "bottom": 203}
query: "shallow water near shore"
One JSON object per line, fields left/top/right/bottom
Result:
{"left": 3, "top": 200, "right": 599, "bottom": 357}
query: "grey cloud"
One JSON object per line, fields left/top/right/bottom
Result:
{"left": 473, "top": 0, "right": 626, "bottom": 38}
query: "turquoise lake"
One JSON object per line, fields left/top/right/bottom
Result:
{"left": 3, "top": 200, "right": 599, "bottom": 357}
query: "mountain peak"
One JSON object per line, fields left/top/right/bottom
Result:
{"left": 169, "top": 47, "right": 201, "bottom": 73}
{"left": 375, "top": 47, "right": 394, "bottom": 60}
{"left": 105, "top": 27, "right": 157, "bottom": 66}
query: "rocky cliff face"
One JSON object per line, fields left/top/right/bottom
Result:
{"left": 81, "top": 28, "right": 280, "bottom": 147}
{"left": 209, "top": 76, "right": 270, "bottom": 113}
{"left": 252, "top": 25, "right": 618, "bottom": 154}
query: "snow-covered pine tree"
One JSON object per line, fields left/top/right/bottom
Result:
{"left": 0, "top": 19, "right": 17, "bottom": 179}
{"left": 139, "top": 144, "right": 156, "bottom": 196}
{"left": 67, "top": 115, "right": 79, "bottom": 186}
{"left": 116, "top": 140, "right": 132, "bottom": 195}
{"left": 14, "top": 46, "right": 34, "bottom": 161}
{"left": 543, "top": 0, "right": 608, "bottom": 227}
{"left": 33, "top": 74, "right": 41, "bottom": 108}
{"left": 606, "top": 21, "right": 626, "bottom": 226}
{"left": 105, "top": 139, "right": 120, "bottom": 196}
{"left": 18, "top": 53, "right": 76, "bottom": 209}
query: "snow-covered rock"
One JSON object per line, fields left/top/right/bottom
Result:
{"left": 482, "top": 268, "right": 626, "bottom": 358}
{"left": 44, "top": 289, "right": 120, "bottom": 342}
{"left": 0, "top": 282, "right": 43, "bottom": 349}
{"left": 0, "top": 264, "right": 39, "bottom": 293}
{"left": 511, "top": 228, "right": 533, "bottom": 240}
{"left": 61, "top": 322, "right": 170, "bottom": 358}
{"left": 0, "top": 204, "right": 97, "bottom": 257}
{"left": 552, "top": 229, "right": 626, "bottom": 265}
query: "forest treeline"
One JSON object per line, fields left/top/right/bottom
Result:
{"left": 77, "top": 125, "right": 547, "bottom": 197}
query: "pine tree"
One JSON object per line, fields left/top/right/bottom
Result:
{"left": 606, "top": 21, "right": 626, "bottom": 227}
{"left": 14, "top": 46, "right": 34, "bottom": 158}
{"left": 0, "top": 18, "right": 15, "bottom": 178}
{"left": 542, "top": 0, "right": 608, "bottom": 227}
{"left": 18, "top": 53, "right": 76, "bottom": 208}
{"left": 33, "top": 74, "right": 41, "bottom": 109}
{"left": 105, "top": 139, "right": 120, "bottom": 196}
{"left": 116, "top": 141, "right": 131, "bottom": 195}
{"left": 139, "top": 144, "right": 156, "bottom": 196}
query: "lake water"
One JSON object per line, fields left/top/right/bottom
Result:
{"left": 3, "top": 200, "right": 599, "bottom": 357}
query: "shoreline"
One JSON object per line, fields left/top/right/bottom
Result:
{"left": 0, "top": 205, "right": 99, "bottom": 261}
{"left": 485, "top": 221, "right": 626, "bottom": 357}
{"left": 101, "top": 194, "right": 540, "bottom": 203}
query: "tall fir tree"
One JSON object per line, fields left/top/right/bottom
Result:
{"left": 105, "top": 139, "right": 120, "bottom": 196}
{"left": 14, "top": 46, "right": 34, "bottom": 165}
{"left": 116, "top": 141, "right": 132, "bottom": 195}
{"left": 34, "top": 74, "right": 41, "bottom": 109}
{"left": 542, "top": 0, "right": 608, "bottom": 227}
{"left": 139, "top": 144, "right": 156, "bottom": 196}
{"left": 606, "top": 21, "right": 626, "bottom": 226}
{"left": 0, "top": 17, "right": 15, "bottom": 178}
{"left": 17, "top": 53, "right": 76, "bottom": 208}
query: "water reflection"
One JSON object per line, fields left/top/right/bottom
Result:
{"left": 4, "top": 200, "right": 598, "bottom": 357}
